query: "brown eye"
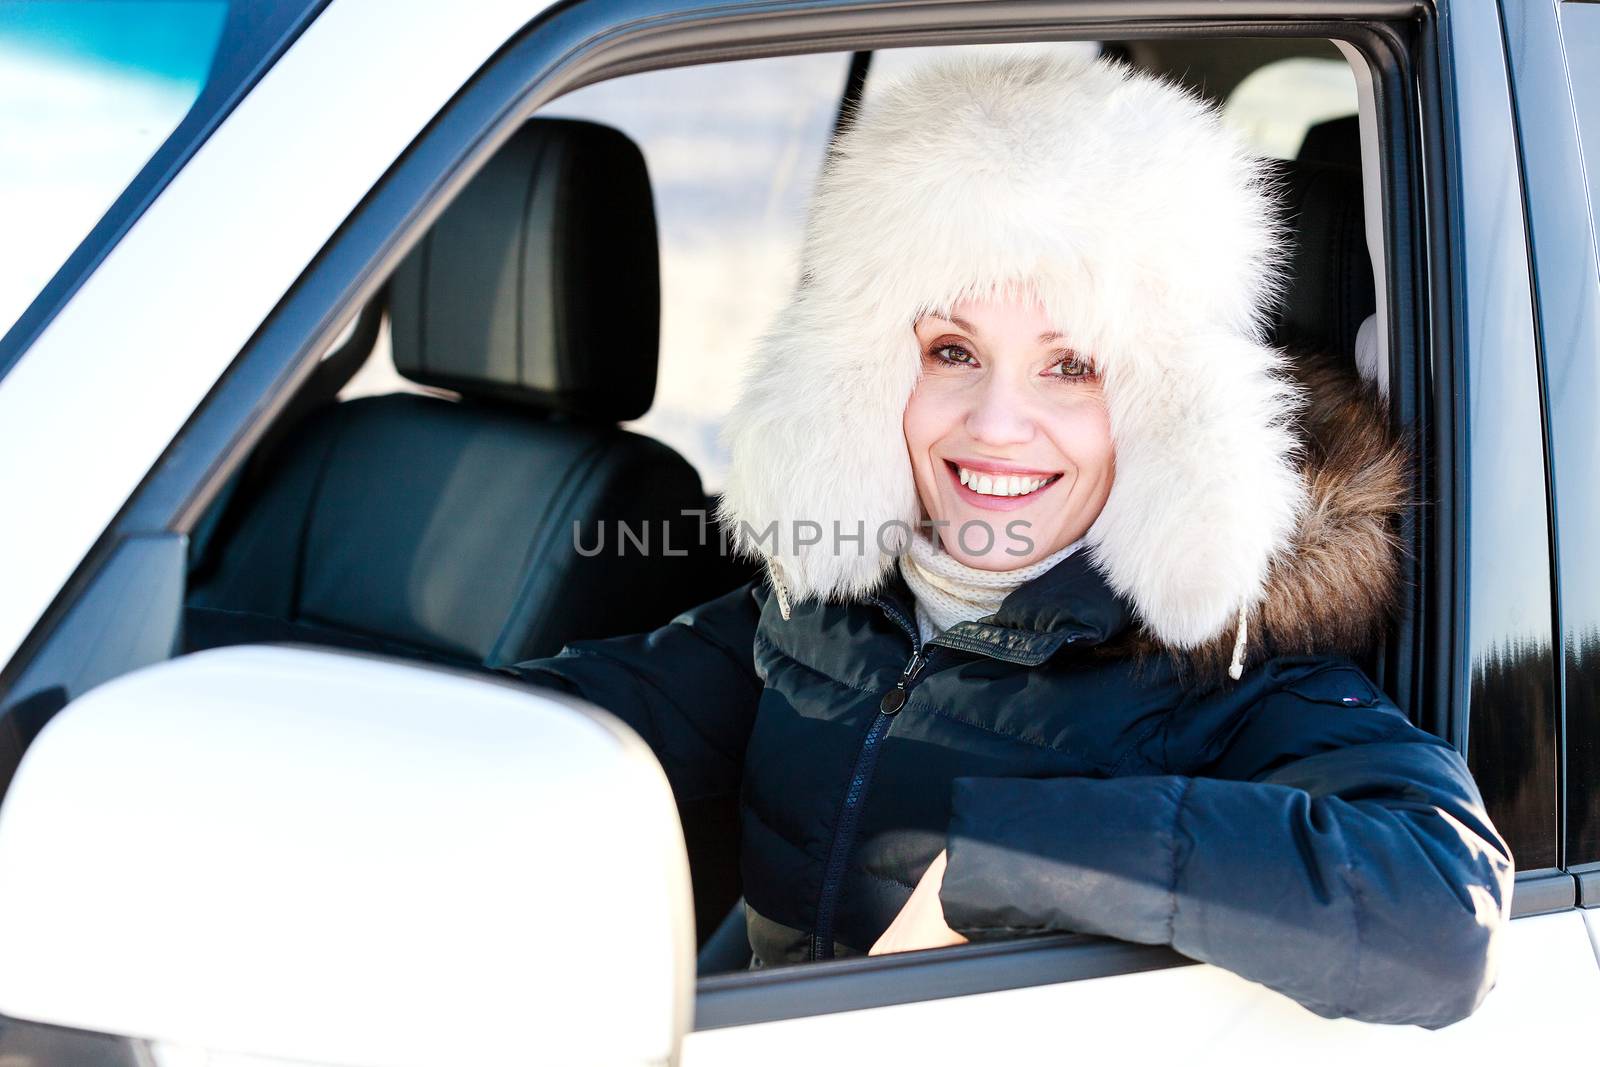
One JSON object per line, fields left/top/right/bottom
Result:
{"left": 1050, "top": 353, "right": 1096, "bottom": 381}
{"left": 930, "top": 342, "right": 977, "bottom": 366}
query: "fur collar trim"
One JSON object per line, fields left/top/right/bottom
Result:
{"left": 714, "top": 51, "right": 1310, "bottom": 651}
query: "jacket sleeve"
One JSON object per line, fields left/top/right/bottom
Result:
{"left": 936, "top": 661, "right": 1515, "bottom": 1029}
{"left": 498, "top": 580, "right": 765, "bottom": 936}
{"left": 499, "top": 579, "right": 764, "bottom": 804}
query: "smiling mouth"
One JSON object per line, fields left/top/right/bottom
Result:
{"left": 946, "top": 460, "right": 1063, "bottom": 499}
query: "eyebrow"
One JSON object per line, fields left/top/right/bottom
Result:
{"left": 943, "top": 315, "right": 1065, "bottom": 345}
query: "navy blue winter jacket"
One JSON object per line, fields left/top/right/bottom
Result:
{"left": 505, "top": 547, "right": 1512, "bottom": 1028}
{"left": 502, "top": 366, "right": 1513, "bottom": 1029}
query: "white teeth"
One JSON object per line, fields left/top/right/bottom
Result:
{"left": 955, "top": 466, "right": 1055, "bottom": 497}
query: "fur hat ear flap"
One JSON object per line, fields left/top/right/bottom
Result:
{"left": 1083, "top": 331, "right": 1307, "bottom": 649}
{"left": 713, "top": 292, "right": 923, "bottom": 611}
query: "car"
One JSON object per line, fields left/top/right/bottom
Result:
{"left": 0, "top": 0, "right": 1597, "bottom": 1063}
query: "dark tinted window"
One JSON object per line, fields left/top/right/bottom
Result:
{"left": 1562, "top": 2, "right": 1600, "bottom": 226}
{"left": 1454, "top": 5, "right": 1561, "bottom": 872}
{"left": 1557, "top": 0, "right": 1600, "bottom": 865}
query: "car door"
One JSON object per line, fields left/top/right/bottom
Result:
{"left": 2, "top": 0, "right": 1598, "bottom": 1062}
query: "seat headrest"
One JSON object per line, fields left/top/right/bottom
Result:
{"left": 1265, "top": 155, "right": 1375, "bottom": 363}
{"left": 389, "top": 118, "right": 660, "bottom": 421}
{"left": 1296, "top": 114, "right": 1361, "bottom": 168}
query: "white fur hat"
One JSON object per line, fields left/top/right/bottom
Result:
{"left": 714, "top": 51, "right": 1307, "bottom": 650}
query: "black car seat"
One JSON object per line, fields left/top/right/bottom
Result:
{"left": 183, "top": 118, "right": 734, "bottom": 671}
{"left": 1266, "top": 120, "right": 1375, "bottom": 362}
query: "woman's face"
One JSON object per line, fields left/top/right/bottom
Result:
{"left": 903, "top": 294, "right": 1115, "bottom": 569}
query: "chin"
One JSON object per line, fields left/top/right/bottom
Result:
{"left": 929, "top": 509, "right": 1058, "bottom": 568}
{"left": 961, "top": 550, "right": 1034, "bottom": 571}
{"left": 969, "top": 543, "right": 1052, "bottom": 570}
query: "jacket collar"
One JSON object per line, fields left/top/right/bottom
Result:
{"left": 867, "top": 550, "right": 1135, "bottom": 667}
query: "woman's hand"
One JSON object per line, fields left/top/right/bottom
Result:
{"left": 868, "top": 848, "right": 970, "bottom": 956}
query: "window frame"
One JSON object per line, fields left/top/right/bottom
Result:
{"left": 1, "top": 0, "right": 1500, "bottom": 1029}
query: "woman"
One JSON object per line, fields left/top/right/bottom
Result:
{"left": 505, "top": 51, "right": 1512, "bottom": 1027}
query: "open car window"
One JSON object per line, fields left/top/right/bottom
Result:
{"left": 254, "top": 29, "right": 1414, "bottom": 991}
{"left": 534, "top": 55, "right": 851, "bottom": 489}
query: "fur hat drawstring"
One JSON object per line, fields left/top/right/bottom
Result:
{"left": 768, "top": 560, "right": 792, "bottom": 621}
{"left": 1229, "top": 603, "right": 1250, "bottom": 681}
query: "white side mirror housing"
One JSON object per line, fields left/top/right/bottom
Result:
{"left": 0, "top": 644, "right": 694, "bottom": 1067}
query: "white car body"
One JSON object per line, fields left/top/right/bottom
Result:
{"left": 0, "top": 1, "right": 1595, "bottom": 1063}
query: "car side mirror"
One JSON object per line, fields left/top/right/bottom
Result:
{"left": 0, "top": 644, "right": 694, "bottom": 1066}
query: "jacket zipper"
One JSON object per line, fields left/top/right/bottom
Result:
{"left": 811, "top": 602, "right": 932, "bottom": 960}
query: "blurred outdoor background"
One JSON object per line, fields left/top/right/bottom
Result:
{"left": 1, "top": 3, "right": 1357, "bottom": 490}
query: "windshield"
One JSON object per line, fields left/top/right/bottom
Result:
{"left": 0, "top": 0, "right": 328, "bottom": 383}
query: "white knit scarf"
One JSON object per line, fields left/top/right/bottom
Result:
{"left": 897, "top": 529, "right": 1086, "bottom": 644}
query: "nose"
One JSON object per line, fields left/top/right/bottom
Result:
{"left": 964, "top": 373, "right": 1036, "bottom": 448}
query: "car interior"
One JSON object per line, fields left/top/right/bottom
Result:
{"left": 182, "top": 117, "right": 756, "bottom": 670}
{"left": 176, "top": 36, "right": 1385, "bottom": 975}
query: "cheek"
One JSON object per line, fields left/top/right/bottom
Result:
{"left": 903, "top": 386, "right": 965, "bottom": 518}
{"left": 902, "top": 384, "right": 961, "bottom": 456}
{"left": 1044, "top": 400, "right": 1115, "bottom": 480}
